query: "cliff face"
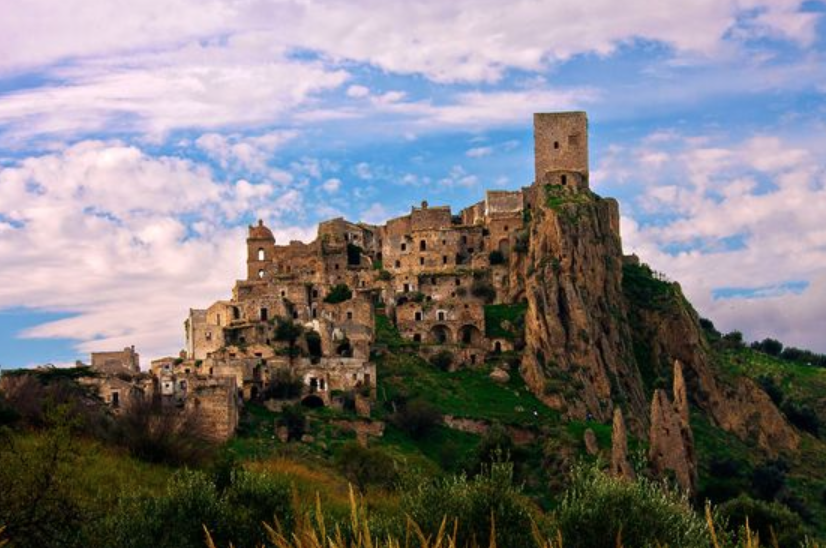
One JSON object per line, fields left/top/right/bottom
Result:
{"left": 520, "top": 182, "right": 798, "bottom": 454}
{"left": 623, "top": 264, "right": 799, "bottom": 455}
{"left": 521, "top": 186, "right": 648, "bottom": 431}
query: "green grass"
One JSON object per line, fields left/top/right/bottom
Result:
{"left": 484, "top": 303, "right": 527, "bottom": 340}
{"left": 377, "top": 351, "right": 560, "bottom": 427}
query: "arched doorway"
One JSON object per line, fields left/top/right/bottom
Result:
{"left": 459, "top": 324, "right": 483, "bottom": 346}
{"left": 429, "top": 324, "right": 452, "bottom": 344}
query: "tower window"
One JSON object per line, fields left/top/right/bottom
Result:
{"left": 258, "top": 269, "right": 265, "bottom": 279}
{"left": 257, "top": 248, "right": 265, "bottom": 261}
{"left": 395, "top": 260, "right": 401, "bottom": 268}
{"left": 419, "top": 257, "right": 425, "bottom": 266}
{"left": 443, "top": 256, "right": 448, "bottom": 265}
{"left": 347, "top": 311, "right": 353, "bottom": 320}
{"left": 415, "top": 311, "right": 422, "bottom": 321}
{"left": 561, "top": 174, "right": 568, "bottom": 186}
{"left": 401, "top": 243, "right": 407, "bottom": 251}
{"left": 420, "top": 240, "right": 427, "bottom": 251}
{"left": 260, "top": 308, "right": 268, "bottom": 321}
{"left": 553, "top": 141, "right": 559, "bottom": 149}
{"left": 437, "top": 311, "right": 446, "bottom": 321}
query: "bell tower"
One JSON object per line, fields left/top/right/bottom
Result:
{"left": 246, "top": 219, "right": 275, "bottom": 281}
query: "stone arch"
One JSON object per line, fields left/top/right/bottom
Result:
{"left": 429, "top": 324, "right": 452, "bottom": 344}
{"left": 458, "top": 324, "right": 483, "bottom": 346}
{"left": 301, "top": 394, "right": 324, "bottom": 408}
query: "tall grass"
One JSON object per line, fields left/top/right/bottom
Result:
{"left": 204, "top": 484, "right": 822, "bottom": 548}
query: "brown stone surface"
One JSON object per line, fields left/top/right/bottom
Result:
{"left": 610, "top": 408, "right": 635, "bottom": 481}
{"left": 583, "top": 428, "right": 599, "bottom": 456}
{"left": 648, "top": 363, "right": 697, "bottom": 494}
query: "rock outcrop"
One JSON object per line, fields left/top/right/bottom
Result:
{"left": 583, "top": 428, "right": 599, "bottom": 456}
{"left": 648, "top": 361, "right": 697, "bottom": 494}
{"left": 521, "top": 189, "right": 648, "bottom": 432}
{"left": 610, "top": 408, "right": 635, "bottom": 481}
{"left": 625, "top": 273, "right": 800, "bottom": 456}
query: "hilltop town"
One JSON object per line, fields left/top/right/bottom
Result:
{"left": 77, "top": 112, "right": 591, "bottom": 442}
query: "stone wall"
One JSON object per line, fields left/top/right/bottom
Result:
{"left": 534, "top": 112, "right": 588, "bottom": 184}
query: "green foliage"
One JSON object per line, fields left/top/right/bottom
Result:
{"left": 374, "top": 315, "right": 410, "bottom": 350}
{"left": 335, "top": 442, "right": 399, "bottom": 493}
{"left": 279, "top": 404, "right": 307, "bottom": 441}
{"left": 101, "top": 469, "right": 293, "bottom": 548}
{"left": 488, "top": 250, "right": 505, "bottom": 265}
{"left": 553, "top": 464, "right": 714, "bottom": 548}
{"left": 782, "top": 401, "right": 820, "bottom": 436}
{"left": 484, "top": 303, "right": 527, "bottom": 340}
{"left": 390, "top": 399, "right": 442, "bottom": 439}
{"left": 400, "top": 461, "right": 538, "bottom": 548}
{"left": 377, "top": 269, "right": 392, "bottom": 281}
{"left": 622, "top": 262, "right": 676, "bottom": 307}
{"left": 471, "top": 279, "right": 496, "bottom": 303}
{"left": 324, "top": 284, "right": 353, "bottom": 304}
{"left": 752, "top": 338, "right": 784, "bottom": 357}
{"left": 719, "top": 495, "right": 807, "bottom": 548}
{"left": 275, "top": 319, "right": 304, "bottom": 344}
{"left": 264, "top": 369, "right": 304, "bottom": 400}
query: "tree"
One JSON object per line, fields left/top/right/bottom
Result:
{"left": 324, "top": 284, "right": 352, "bottom": 304}
{"left": 335, "top": 442, "right": 398, "bottom": 493}
{"left": 390, "top": 399, "right": 441, "bottom": 439}
{"left": 274, "top": 319, "right": 304, "bottom": 365}
{"left": 488, "top": 250, "right": 505, "bottom": 265}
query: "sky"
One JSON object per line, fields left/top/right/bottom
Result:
{"left": 0, "top": 0, "right": 825, "bottom": 369}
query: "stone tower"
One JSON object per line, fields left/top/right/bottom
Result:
{"left": 246, "top": 220, "right": 275, "bottom": 280}
{"left": 533, "top": 112, "right": 589, "bottom": 188}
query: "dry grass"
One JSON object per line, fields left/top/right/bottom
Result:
{"left": 204, "top": 489, "right": 822, "bottom": 548}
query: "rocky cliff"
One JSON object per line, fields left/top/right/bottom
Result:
{"left": 520, "top": 183, "right": 799, "bottom": 454}
{"left": 521, "top": 186, "right": 648, "bottom": 432}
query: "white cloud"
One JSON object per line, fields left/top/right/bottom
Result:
{"left": 321, "top": 178, "right": 342, "bottom": 193}
{"left": 360, "top": 202, "right": 393, "bottom": 225}
{"left": 354, "top": 162, "right": 373, "bottom": 180}
{"left": 195, "top": 130, "right": 297, "bottom": 180}
{"left": 0, "top": 141, "right": 314, "bottom": 362}
{"left": 466, "top": 146, "right": 493, "bottom": 158}
{"left": 610, "top": 129, "right": 826, "bottom": 351}
{"left": 2, "top": 0, "right": 814, "bottom": 83}
{"left": 346, "top": 85, "right": 371, "bottom": 98}
{"left": 438, "top": 165, "right": 479, "bottom": 188}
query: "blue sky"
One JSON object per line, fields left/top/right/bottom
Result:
{"left": 1, "top": 0, "right": 825, "bottom": 368}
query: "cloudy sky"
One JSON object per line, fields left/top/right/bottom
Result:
{"left": 1, "top": 0, "right": 825, "bottom": 368}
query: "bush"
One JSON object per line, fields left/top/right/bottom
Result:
{"left": 751, "top": 459, "right": 788, "bottom": 501}
{"left": 101, "top": 469, "right": 293, "bottom": 548}
{"left": 752, "top": 338, "right": 784, "bottom": 357}
{"left": 115, "top": 397, "right": 214, "bottom": 466}
{"left": 264, "top": 369, "right": 304, "bottom": 400}
{"left": 390, "top": 399, "right": 441, "bottom": 439}
{"left": 335, "top": 442, "right": 398, "bottom": 493}
{"left": 781, "top": 401, "right": 820, "bottom": 436}
{"left": 429, "top": 350, "right": 454, "bottom": 371}
{"left": 488, "top": 250, "right": 505, "bottom": 265}
{"left": 400, "top": 461, "right": 538, "bottom": 548}
{"left": 324, "top": 284, "right": 352, "bottom": 304}
{"left": 279, "top": 404, "right": 306, "bottom": 441}
{"left": 378, "top": 269, "right": 392, "bottom": 281}
{"left": 471, "top": 279, "right": 496, "bottom": 303}
{"left": 757, "top": 375, "right": 784, "bottom": 406}
{"left": 718, "top": 495, "right": 807, "bottom": 548}
{"left": 553, "top": 464, "right": 714, "bottom": 548}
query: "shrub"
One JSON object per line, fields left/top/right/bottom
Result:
{"left": 471, "top": 279, "right": 496, "bottom": 303}
{"left": 390, "top": 399, "right": 441, "bottom": 439}
{"left": 324, "top": 284, "right": 352, "bottom": 304}
{"left": 264, "top": 369, "right": 304, "bottom": 400}
{"left": 335, "top": 442, "right": 398, "bottom": 493}
{"left": 400, "top": 461, "right": 538, "bottom": 548}
{"left": 115, "top": 397, "right": 215, "bottom": 466}
{"left": 757, "top": 375, "right": 784, "bottom": 406}
{"left": 102, "top": 469, "right": 293, "bottom": 548}
{"left": 781, "top": 401, "right": 820, "bottom": 435}
{"left": 429, "top": 350, "right": 454, "bottom": 371}
{"left": 752, "top": 338, "right": 784, "bottom": 357}
{"left": 377, "top": 269, "right": 392, "bottom": 281}
{"left": 488, "top": 250, "right": 505, "bottom": 265}
{"left": 279, "top": 404, "right": 306, "bottom": 441}
{"left": 553, "top": 464, "right": 713, "bottom": 548}
{"left": 751, "top": 459, "right": 789, "bottom": 501}
{"left": 718, "top": 495, "right": 807, "bottom": 548}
